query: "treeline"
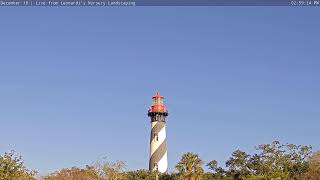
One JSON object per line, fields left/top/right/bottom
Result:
{"left": 1, "top": 141, "right": 319, "bottom": 180}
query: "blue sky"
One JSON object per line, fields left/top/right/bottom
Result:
{"left": 0, "top": 7, "right": 319, "bottom": 175}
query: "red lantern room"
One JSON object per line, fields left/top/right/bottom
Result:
{"left": 148, "top": 92, "right": 168, "bottom": 116}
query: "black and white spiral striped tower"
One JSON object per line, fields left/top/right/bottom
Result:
{"left": 148, "top": 92, "right": 168, "bottom": 173}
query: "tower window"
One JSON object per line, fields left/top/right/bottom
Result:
{"left": 154, "top": 133, "right": 158, "bottom": 142}
{"left": 154, "top": 163, "right": 158, "bottom": 170}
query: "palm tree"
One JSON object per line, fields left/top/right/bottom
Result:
{"left": 175, "top": 152, "right": 204, "bottom": 180}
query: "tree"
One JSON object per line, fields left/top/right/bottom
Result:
{"left": 225, "top": 150, "right": 250, "bottom": 179}
{"left": 206, "top": 160, "right": 225, "bottom": 180}
{"left": 94, "top": 160, "right": 126, "bottom": 180}
{"left": 160, "top": 173, "right": 180, "bottom": 180}
{"left": 0, "top": 150, "right": 36, "bottom": 180}
{"left": 298, "top": 151, "right": 320, "bottom": 180}
{"left": 43, "top": 166, "right": 101, "bottom": 180}
{"left": 176, "top": 152, "right": 204, "bottom": 180}
{"left": 123, "top": 169, "right": 157, "bottom": 180}
{"left": 249, "top": 141, "right": 311, "bottom": 179}
{"left": 222, "top": 141, "right": 313, "bottom": 180}
{"left": 206, "top": 160, "right": 218, "bottom": 173}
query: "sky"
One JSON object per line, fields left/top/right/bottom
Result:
{"left": 0, "top": 7, "right": 319, "bottom": 175}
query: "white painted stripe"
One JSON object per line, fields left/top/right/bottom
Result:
{"left": 157, "top": 151, "right": 168, "bottom": 173}
{"left": 151, "top": 121, "right": 157, "bottom": 128}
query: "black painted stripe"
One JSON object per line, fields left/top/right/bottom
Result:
{"left": 152, "top": 121, "right": 165, "bottom": 133}
{"left": 150, "top": 122, "right": 165, "bottom": 143}
{"left": 149, "top": 140, "right": 167, "bottom": 170}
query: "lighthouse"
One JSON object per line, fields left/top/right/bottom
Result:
{"left": 148, "top": 92, "right": 168, "bottom": 173}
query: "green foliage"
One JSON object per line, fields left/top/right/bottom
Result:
{"left": 2, "top": 141, "right": 318, "bottom": 180}
{"left": 206, "top": 160, "right": 225, "bottom": 180}
{"left": 0, "top": 150, "right": 36, "bottom": 180}
{"left": 206, "top": 160, "right": 218, "bottom": 172}
{"left": 122, "top": 170, "right": 180, "bottom": 180}
{"left": 250, "top": 141, "right": 311, "bottom": 179}
{"left": 225, "top": 150, "right": 251, "bottom": 179}
{"left": 160, "top": 173, "right": 180, "bottom": 180}
{"left": 176, "top": 152, "right": 204, "bottom": 180}
{"left": 94, "top": 160, "right": 126, "bottom": 180}
{"left": 123, "top": 169, "right": 157, "bottom": 180}
{"left": 298, "top": 151, "right": 320, "bottom": 180}
{"left": 222, "top": 141, "right": 312, "bottom": 180}
{"left": 43, "top": 166, "right": 101, "bottom": 180}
